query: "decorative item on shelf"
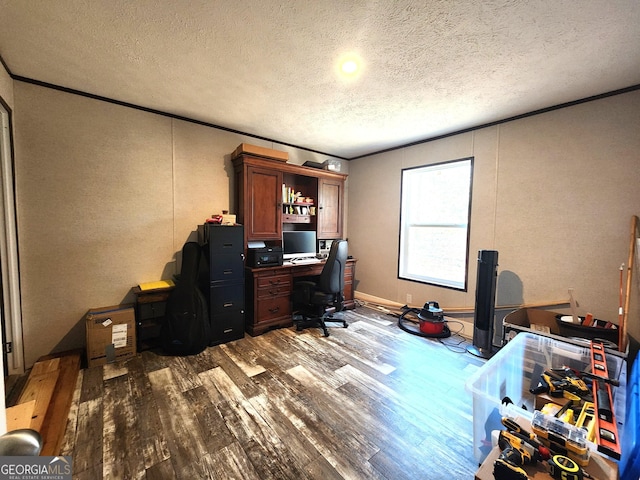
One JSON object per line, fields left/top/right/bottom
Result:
{"left": 303, "top": 160, "right": 324, "bottom": 169}
{"left": 232, "top": 143, "right": 288, "bottom": 162}
{"left": 323, "top": 159, "right": 341, "bottom": 172}
{"left": 206, "top": 210, "right": 237, "bottom": 225}
{"left": 221, "top": 210, "right": 236, "bottom": 225}
{"left": 282, "top": 184, "right": 303, "bottom": 204}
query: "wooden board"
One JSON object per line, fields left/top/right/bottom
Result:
{"left": 231, "top": 143, "right": 288, "bottom": 162}
{"left": 8, "top": 350, "right": 82, "bottom": 457}
{"left": 17, "top": 370, "right": 60, "bottom": 432}
{"left": 40, "top": 352, "right": 81, "bottom": 456}
{"left": 30, "top": 357, "right": 60, "bottom": 376}
{"left": 6, "top": 400, "right": 36, "bottom": 431}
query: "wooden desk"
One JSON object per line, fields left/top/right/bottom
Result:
{"left": 245, "top": 258, "right": 356, "bottom": 336}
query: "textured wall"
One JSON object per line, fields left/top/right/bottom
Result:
{"left": 11, "top": 79, "right": 639, "bottom": 365}
{"left": 11, "top": 82, "right": 346, "bottom": 367}
{"left": 348, "top": 90, "right": 640, "bottom": 342}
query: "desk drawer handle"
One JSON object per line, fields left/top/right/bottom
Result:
{"left": 268, "top": 306, "right": 280, "bottom": 314}
{"left": 223, "top": 328, "right": 233, "bottom": 334}
{"left": 269, "top": 279, "right": 281, "bottom": 285}
{"left": 223, "top": 302, "right": 234, "bottom": 308}
{"left": 223, "top": 269, "right": 233, "bottom": 275}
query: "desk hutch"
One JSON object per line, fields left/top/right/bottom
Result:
{"left": 232, "top": 152, "right": 356, "bottom": 335}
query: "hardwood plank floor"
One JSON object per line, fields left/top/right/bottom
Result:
{"left": 63, "top": 307, "right": 487, "bottom": 479}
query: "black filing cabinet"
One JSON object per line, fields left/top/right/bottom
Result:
{"left": 198, "top": 224, "right": 245, "bottom": 345}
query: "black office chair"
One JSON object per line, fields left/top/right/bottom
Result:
{"left": 291, "top": 240, "right": 349, "bottom": 337}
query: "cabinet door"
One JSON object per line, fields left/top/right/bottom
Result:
{"left": 317, "top": 177, "right": 344, "bottom": 239}
{"left": 247, "top": 166, "right": 282, "bottom": 241}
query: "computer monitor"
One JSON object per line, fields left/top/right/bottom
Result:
{"left": 283, "top": 230, "right": 317, "bottom": 260}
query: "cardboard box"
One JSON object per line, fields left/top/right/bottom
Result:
{"left": 504, "top": 308, "right": 561, "bottom": 336}
{"left": 85, "top": 304, "right": 136, "bottom": 368}
{"left": 504, "top": 308, "right": 620, "bottom": 347}
{"left": 231, "top": 143, "right": 288, "bottom": 162}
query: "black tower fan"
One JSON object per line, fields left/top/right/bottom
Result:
{"left": 467, "top": 250, "right": 498, "bottom": 358}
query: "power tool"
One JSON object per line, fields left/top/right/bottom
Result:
{"left": 493, "top": 419, "right": 551, "bottom": 480}
{"left": 530, "top": 368, "right": 592, "bottom": 401}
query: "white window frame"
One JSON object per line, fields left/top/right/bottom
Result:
{"left": 398, "top": 157, "right": 474, "bottom": 291}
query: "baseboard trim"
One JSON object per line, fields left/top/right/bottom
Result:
{"left": 354, "top": 290, "right": 475, "bottom": 339}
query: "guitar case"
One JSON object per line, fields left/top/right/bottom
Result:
{"left": 161, "top": 241, "right": 211, "bottom": 355}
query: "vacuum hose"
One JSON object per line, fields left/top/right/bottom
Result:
{"left": 397, "top": 307, "right": 451, "bottom": 339}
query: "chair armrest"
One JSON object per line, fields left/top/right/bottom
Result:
{"left": 292, "top": 281, "right": 317, "bottom": 304}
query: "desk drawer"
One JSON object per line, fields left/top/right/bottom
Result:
{"left": 344, "top": 263, "right": 354, "bottom": 280}
{"left": 292, "top": 264, "right": 324, "bottom": 277}
{"left": 257, "top": 273, "right": 291, "bottom": 290}
{"left": 257, "top": 296, "right": 291, "bottom": 322}
{"left": 257, "top": 284, "right": 291, "bottom": 300}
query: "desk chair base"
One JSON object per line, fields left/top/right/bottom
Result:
{"left": 293, "top": 310, "right": 347, "bottom": 337}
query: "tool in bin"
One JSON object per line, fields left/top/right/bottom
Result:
{"left": 589, "top": 340, "right": 621, "bottom": 460}
{"left": 531, "top": 411, "right": 590, "bottom": 467}
{"left": 547, "top": 454, "right": 593, "bottom": 480}
{"left": 539, "top": 391, "right": 580, "bottom": 419}
{"left": 530, "top": 368, "right": 592, "bottom": 401}
{"left": 493, "top": 417, "right": 551, "bottom": 480}
{"left": 530, "top": 369, "right": 589, "bottom": 401}
{"left": 551, "top": 392, "right": 581, "bottom": 424}
{"left": 574, "top": 402, "right": 596, "bottom": 443}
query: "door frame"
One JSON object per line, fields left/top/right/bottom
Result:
{"left": 0, "top": 96, "right": 25, "bottom": 377}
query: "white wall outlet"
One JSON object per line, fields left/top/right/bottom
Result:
{"left": 406, "top": 293, "right": 412, "bottom": 305}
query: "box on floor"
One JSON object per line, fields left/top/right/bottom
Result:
{"left": 85, "top": 304, "right": 136, "bottom": 368}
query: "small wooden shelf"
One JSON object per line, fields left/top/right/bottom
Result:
{"left": 132, "top": 285, "right": 174, "bottom": 351}
{"left": 283, "top": 214, "right": 312, "bottom": 223}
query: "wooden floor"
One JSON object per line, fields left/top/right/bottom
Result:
{"left": 62, "top": 306, "right": 487, "bottom": 479}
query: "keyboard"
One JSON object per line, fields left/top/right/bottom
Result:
{"left": 291, "top": 258, "right": 321, "bottom": 265}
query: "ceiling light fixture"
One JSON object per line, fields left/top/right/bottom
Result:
{"left": 341, "top": 59, "right": 358, "bottom": 75}
{"left": 337, "top": 53, "right": 363, "bottom": 80}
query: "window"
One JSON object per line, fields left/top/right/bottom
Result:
{"left": 398, "top": 158, "right": 474, "bottom": 290}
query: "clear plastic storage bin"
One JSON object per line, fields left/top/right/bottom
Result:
{"left": 464, "top": 332, "right": 625, "bottom": 463}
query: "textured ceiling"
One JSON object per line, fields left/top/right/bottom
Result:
{"left": 1, "top": 1, "right": 639, "bottom": 159}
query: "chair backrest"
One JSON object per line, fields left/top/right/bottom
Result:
{"left": 317, "top": 240, "right": 348, "bottom": 294}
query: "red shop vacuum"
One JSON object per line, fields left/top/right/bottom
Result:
{"left": 398, "top": 301, "right": 451, "bottom": 338}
